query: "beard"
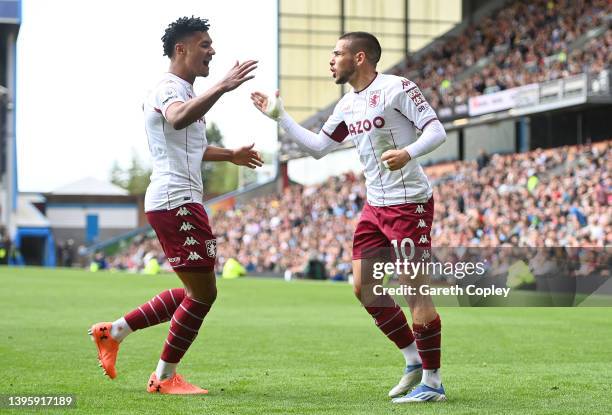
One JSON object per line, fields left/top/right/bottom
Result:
{"left": 334, "top": 75, "right": 349, "bottom": 84}
{"left": 333, "top": 64, "right": 355, "bottom": 84}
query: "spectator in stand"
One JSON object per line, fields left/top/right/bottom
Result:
{"left": 476, "top": 149, "right": 490, "bottom": 171}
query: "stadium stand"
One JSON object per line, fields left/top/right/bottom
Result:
{"left": 392, "top": 0, "right": 612, "bottom": 108}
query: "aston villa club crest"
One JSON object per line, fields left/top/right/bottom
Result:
{"left": 368, "top": 90, "right": 381, "bottom": 108}
{"left": 205, "top": 239, "right": 217, "bottom": 258}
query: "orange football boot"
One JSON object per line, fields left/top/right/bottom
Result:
{"left": 88, "top": 322, "right": 119, "bottom": 379}
{"left": 147, "top": 372, "right": 208, "bottom": 395}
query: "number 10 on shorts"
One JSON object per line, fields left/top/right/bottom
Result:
{"left": 391, "top": 238, "right": 415, "bottom": 260}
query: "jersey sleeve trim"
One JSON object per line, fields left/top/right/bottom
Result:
{"left": 419, "top": 117, "right": 439, "bottom": 131}
{"left": 322, "top": 122, "right": 349, "bottom": 143}
{"left": 161, "top": 98, "right": 185, "bottom": 119}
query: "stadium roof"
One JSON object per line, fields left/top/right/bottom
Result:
{"left": 49, "top": 177, "right": 128, "bottom": 196}
{"left": 15, "top": 194, "right": 49, "bottom": 227}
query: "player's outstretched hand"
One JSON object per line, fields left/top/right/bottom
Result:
{"left": 219, "top": 60, "right": 258, "bottom": 92}
{"left": 231, "top": 143, "right": 264, "bottom": 169}
{"left": 381, "top": 149, "right": 411, "bottom": 171}
{"left": 251, "top": 90, "right": 283, "bottom": 121}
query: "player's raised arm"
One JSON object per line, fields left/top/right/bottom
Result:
{"left": 251, "top": 91, "right": 345, "bottom": 159}
{"left": 166, "top": 60, "right": 258, "bottom": 130}
{"left": 203, "top": 144, "right": 263, "bottom": 169}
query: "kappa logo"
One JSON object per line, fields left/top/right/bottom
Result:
{"left": 368, "top": 90, "right": 381, "bottom": 108}
{"left": 168, "top": 257, "right": 180, "bottom": 263}
{"left": 205, "top": 239, "right": 217, "bottom": 258}
{"left": 187, "top": 251, "right": 203, "bottom": 261}
{"left": 401, "top": 78, "right": 415, "bottom": 91}
{"left": 417, "top": 219, "right": 427, "bottom": 228}
{"left": 421, "top": 250, "right": 431, "bottom": 260}
{"left": 418, "top": 234, "right": 429, "bottom": 244}
{"left": 183, "top": 237, "right": 199, "bottom": 246}
{"left": 179, "top": 222, "right": 195, "bottom": 231}
{"left": 415, "top": 205, "right": 425, "bottom": 214}
{"left": 176, "top": 206, "right": 192, "bottom": 216}
{"left": 161, "top": 87, "right": 178, "bottom": 105}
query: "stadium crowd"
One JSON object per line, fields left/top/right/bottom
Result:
{"left": 392, "top": 0, "right": 611, "bottom": 108}
{"left": 430, "top": 143, "right": 611, "bottom": 247}
{"left": 94, "top": 235, "right": 169, "bottom": 273}
{"left": 99, "top": 142, "right": 611, "bottom": 279}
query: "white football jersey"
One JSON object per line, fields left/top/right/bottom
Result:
{"left": 144, "top": 73, "right": 208, "bottom": 212}
{"left": 321, "top": 74, "right": 439, "bottom": 206}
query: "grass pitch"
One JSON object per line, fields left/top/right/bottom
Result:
{"left": 1, "top": 266, "right": 611, "bottom": 414}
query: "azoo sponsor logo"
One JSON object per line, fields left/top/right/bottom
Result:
{"left": 348, "top": 116, "right": 385, "bottom": 136}
{"left": 168, "top": 257, "right": 180, "bottom": 263}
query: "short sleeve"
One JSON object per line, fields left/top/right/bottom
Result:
{"left": 321, "top": 100, "right": 349, "bottom": 143}
{"left": 154, "top": 81, "right": 188, "bottom": 120}
{"left": 392, "top": 78, "right": 438, "bottom": 130}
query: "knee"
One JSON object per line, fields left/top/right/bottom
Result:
{"left": 406, "top": 295, "right": 418, "bottom": 311}
{"left": 185, "top": 286, "right": 217, "bottom": 306}
{"left": 207, "top": 287, "right": 218, "bottom": 304}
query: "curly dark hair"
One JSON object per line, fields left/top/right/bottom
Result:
{"left": 162, "top": 16, "right": 210, "bottom": 58}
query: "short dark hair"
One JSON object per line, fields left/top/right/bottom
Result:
{"left": 162, "top": 16, "right": 210, "bottom": 57}
{"left": 339, "top": 32, "right": 382, "bottom": 64}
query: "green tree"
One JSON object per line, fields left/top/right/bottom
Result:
{"left": 110, "top": 160, "right": 125, "bottom": 189}
{"left": 207, "top": 163, "right": 239, "bottom": 194}
{"left": 109, "top": 152, "right": 151, "bottom": 195}
{"left": 206, "top": 122, "right": 224, "bottom": 147}
{"left": 110, "top": 122, "right": 236, "bottom": 196}
{"left": 203, "top": 122, "right": 240, "bottom": 194}
{"left": 125, "top": 153, "right": 151, "bottom": 195}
